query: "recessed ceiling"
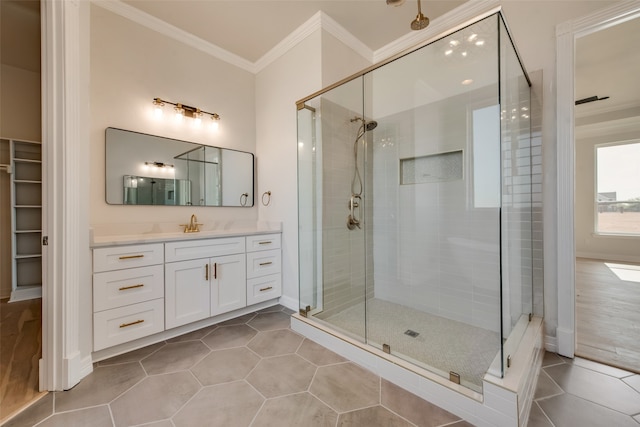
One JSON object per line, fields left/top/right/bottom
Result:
{"left": 122, "top": 1, "right": 466, "bottom": 63}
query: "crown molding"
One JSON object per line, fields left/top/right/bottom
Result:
{"left": 373, "top": 0, "right": 500, "bottom": 63}
{"left": 91, "top": 0, "right": 507, "bottom": 76}
{"left": 319, "top": 12, "right": 374, "bottom": 64}
{"left": 253, "top": 11, "right": 323, "bottom": 73}
{"left": 253, "top": 11, "right": 374, "bottom": 73}
{"left": 568, "top": 0, "right": 640, "bottom": 38}
{"left": 92, "top": 0, "right": 255, "bottom": 73}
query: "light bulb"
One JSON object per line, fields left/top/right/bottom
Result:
{"left": 210, "top": 116, "right": 220, "bottom": 131}
{"left": 152, "top": 98, "right": 164, "bottom": 118}
{"left": 194, "top": 110, "right": 203, "bottom": 127}
{"left": 175, "top": 104, "right": 185, "bottom": 121}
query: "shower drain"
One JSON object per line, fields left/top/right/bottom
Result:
{"left": 404, "top": 329, "right": 419, "bottom": 338}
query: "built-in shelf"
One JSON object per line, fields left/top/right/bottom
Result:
{"left": 7, "top": 139, "right": 43, "bottom": 302}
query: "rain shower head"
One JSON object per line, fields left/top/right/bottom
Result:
{"left": 411, "top": 0, "right": 429, "bottom": 31}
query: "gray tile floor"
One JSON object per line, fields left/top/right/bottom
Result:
{"left": 530, "top": 351, "right": 640, "bottom": 427}
{"left": 4, "top": 305, "right": 640, "bottom": 427}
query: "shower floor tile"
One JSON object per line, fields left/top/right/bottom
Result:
{"left": 318, "top": 298, "right": 500, "bottom": 391}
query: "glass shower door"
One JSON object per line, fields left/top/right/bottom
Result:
{"left": 297, "top": 77, "right": 368, "bottom": 342}
{"left": 363, "top": 15, "right": 502, "bottom": 393}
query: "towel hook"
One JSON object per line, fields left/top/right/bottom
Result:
{"left": 240, "top": 192, "right": 249, "bottom": 207}
{"left": 262, "top": 191, "right": 272, "bottom": 206}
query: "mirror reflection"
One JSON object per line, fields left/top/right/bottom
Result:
{"left": 105, "top": 128, "right": 254, "bottom": 206}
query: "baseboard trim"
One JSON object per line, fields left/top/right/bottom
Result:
{"left": 278, "top": 295, "right": 298, "bottom": 312}
{"left": 544, "top": 335, "right": 558, "bottom": 353}
{"left": 64, "top": 352, "right": 94, "bottom": 390}
{"left": 556, "top": 327, "right": 575, "bottom": 358}
{"left": 576, "top": 251, "right": 640, "bottom": 263}
{"left": 8, "top": 286, "right": 42, "bottom": 303}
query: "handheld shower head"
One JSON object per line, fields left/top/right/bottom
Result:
{"left": 351, "top": 116, "right": 378, "bottom": 132}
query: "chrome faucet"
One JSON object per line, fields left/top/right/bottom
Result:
{"left": 180, "top": 214, "right": 203, "bottom": 233}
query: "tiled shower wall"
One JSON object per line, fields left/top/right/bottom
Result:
{"left": 317, "top": 98, "right": 374, "bottom": 321}
{"left": 372, "top": 88, "right": 504, "bottom": 333}
{"left": 315, "top": 82, "right": 543, "bottom": 336}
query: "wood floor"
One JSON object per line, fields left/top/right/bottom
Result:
{"left": 0, "top": 297, "right": 45, "bottom": 424}
{"left": 576, "top": 258, "right": 640, "bottom": 373}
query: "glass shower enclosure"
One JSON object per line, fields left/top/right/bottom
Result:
{"left": 297, "top": 13, "right": 536, "bottom": 394}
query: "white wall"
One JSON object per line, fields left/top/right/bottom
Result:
{"left": 255, "top": 31, "right": 323, "bottom": 309}
{"left": 90, "top": 5, "right": 257, "bottom": 228}
{"left": 256, "top": 29, "right": 372, "bottom": 309}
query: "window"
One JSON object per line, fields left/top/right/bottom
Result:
{"left": 472, "top": 104, "right": 500, "bottom": 208}
{"left": 596, "top": 141, "right": 640, "bottom": 235}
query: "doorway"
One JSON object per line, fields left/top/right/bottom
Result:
{"left": 573, "top": 15, "right": 640, "bottom": 371}
{"left": 0, "top": 0, "right": 46, "bottom": 422}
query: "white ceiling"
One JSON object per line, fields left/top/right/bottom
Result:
{"left": 122, "top": 0, "right": 465, "bottom": 63}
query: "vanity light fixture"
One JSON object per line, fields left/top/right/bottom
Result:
{"left": 145, "top": 161, "right": 174, "bottom": 169}
{"left": 152, "top": 97, "right": 220, "bottom": 130}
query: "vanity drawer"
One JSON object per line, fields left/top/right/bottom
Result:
{"left": 93, "top": 265, "right": 164, "bottom": 312}
{"left": 165, "top": 237, "right": 245, "bottom": 262}
{"left": 93, "top": 244, "right": 164, "bottom": 273}
{"left": 246, "top": 274, "right": 282, "bottom": 305}
{"left": 246, "top": 234, "right": 281, "bottom": 252}
{"left": 246, "top": 249, "right": 281, "bottom": 279}
{"left": 93, "top": 298, "right": 164, "bottom": 351}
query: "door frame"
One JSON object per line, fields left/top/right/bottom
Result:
{"left": 555, "top": 0, "right": 640, "bottom": 358}
{"left": 40, "top": 0, "right": 92, "bottom": 391}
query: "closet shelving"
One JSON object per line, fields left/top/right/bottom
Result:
{"left": 3, "top": 138, "right": 43, "bottom": 302}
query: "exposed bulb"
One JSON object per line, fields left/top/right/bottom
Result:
{"left": 152, "top": 98, "right": 164, "bottom": 118}
{"left": 175, "top": 104, "right": 185, "bottom": 121}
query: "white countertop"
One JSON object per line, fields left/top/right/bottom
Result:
{"left": 90, "top": 221, "right": 282, "bottom": 248}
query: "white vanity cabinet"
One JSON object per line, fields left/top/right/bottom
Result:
{"left": 246, "top": 234, "right": 282, "bottom": 305}
{"left": 165, "top": 237, "right": 247, "bottom": 329}
{"left": 92, "top": 243, "right": 165, "bottom": 351}
{"left": 92, "top": 230, "right": 282, "bottom": 354}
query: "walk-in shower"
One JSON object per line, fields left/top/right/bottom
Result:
{"left": 296, "top": 11, "right": 543, "bottom": 400}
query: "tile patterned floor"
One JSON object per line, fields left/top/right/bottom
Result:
{"left": 3, "top": 305, "right": 471, "bottom": 427}
{"left": 530, "top": 351, "right": 640, "bottom": 427}
{"left": 4, "top": 305, "right": 640, "bottom": 427}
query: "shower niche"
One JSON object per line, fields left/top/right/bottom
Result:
{"left": 296, "top": 10, "right": 542, "bottom": 411}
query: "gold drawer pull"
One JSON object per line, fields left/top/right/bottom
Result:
{"left": 120, "top": 319, "right": 144, "bottom": 328}
{"left": 119, "top": 283, "right": 144, "bottom": 291}
{"left": 119, "top": 254, "right": 144, "bottom": 260}
{"left": 258, "top": 241, "right": 272, "bottom": 245}
{"left": 259, "top": 261, "right": 273, "bottom": 266}
{"left": 259, "top": 286, "right": 273, "bottom": 292}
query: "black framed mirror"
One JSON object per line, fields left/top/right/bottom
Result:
{"left": 105, "top": 128, "right": 254, "bottom": 206}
